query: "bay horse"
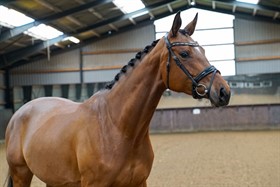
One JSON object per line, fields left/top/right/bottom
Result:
{"left": 5, "top": 12, "right": 230, "bottom": 187}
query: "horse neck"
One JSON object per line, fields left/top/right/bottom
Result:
{"left": 105, "top": 41, "right": 166, "bottom": 141}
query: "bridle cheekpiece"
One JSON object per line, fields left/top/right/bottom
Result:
{"left": 164, "top": 33, "right": 220, "bottom": 99}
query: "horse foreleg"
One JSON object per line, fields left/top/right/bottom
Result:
{"left": 9, "top": 165, "right": 33, "bottom": 187}
{"left": 140, "top": 181, "right": 147, "bottom": 187}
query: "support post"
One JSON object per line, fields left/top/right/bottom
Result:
{"left": 79, "top": 48, "right": 84, "bottom": 84}
{"left": 4, "top": 69, "right": 14, "bottom": 111}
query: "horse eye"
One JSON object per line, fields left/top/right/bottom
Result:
{"left": 180, "top": 51, "right": 189, "bottom": 58}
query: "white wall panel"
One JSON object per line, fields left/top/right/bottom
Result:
{"left": 10, "top": 49, "right": 81, "bottom": 86}
{"left": 83, "top": 24, "right": 155, "bottom": 68}
{"left": 83, "top": 24, "right": 155, "bottom": 52}
{"left": 31, "top": 85, "right": 45, "bottom": 99}
{"left": 235, "top": 19, "right": 280, "bottom": 42}
{"left": 236, "top": 43, "right": 280, "bottom": 59}
{"left": 80, "top": 84, "right": 88, "bottom": 101}
{"left": 12, "top": 49, "right": 80, "bottom": 72}
{"left": 11, "top": 72, "right": 80, "bottom": 86}
{"left": 13, "top": 86, "right": 23, "bottom": 110}
{"left": 234, "top": 18, "right": 280, "bottom": 75}
{"left": 52, "top": 85, "right": 62, "bottom": 97}
{"left": 83, "top": 53, "right": 134, "bottom": 68}
{"left": 68, "top": 84, "right": 76, "bottom": 101}
{"left": 83, "top": 69, "right": 119, "bottom": 83}
{"left": 237, "top": 60, "right": 280, "bottom": 74}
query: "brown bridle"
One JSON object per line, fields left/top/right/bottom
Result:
{"left": 164, "top": 33, "right": 220, "bottom": 99}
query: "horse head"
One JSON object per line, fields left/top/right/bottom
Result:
{"left": 160, "top": 11, "right": 231, "bottom": 107}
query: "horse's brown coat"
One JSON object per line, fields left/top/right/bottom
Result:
{"left": 6, "top": 12, "right": 230, "bottom": 187}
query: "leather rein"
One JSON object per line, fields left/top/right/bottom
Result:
{"left": 164, "top": 33, "right": 220, "bottom": 99}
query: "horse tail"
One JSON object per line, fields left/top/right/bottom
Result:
{"left": 7, "top": 176, "right": 13, "bottom": 187}
{"left": 4, "top": 171, "right": 13, "bottom": 187}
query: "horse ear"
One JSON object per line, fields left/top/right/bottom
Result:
{"left": 170, "top": 11, "right": 182, "bottom": 37}
{"left": 184, "top": 13, "right": 198, "bottom": 36}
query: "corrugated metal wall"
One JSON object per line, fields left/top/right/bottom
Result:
{"left": 10, "top": 19, "right": 280, "bottom": 86}
{"left": 6, "top": 18, "right": 280, "bottom": 110}
{"left": 83, "top": 24, "right": 155, "bottom": 54}
{"left": 8, "top": 24, "right": 155, "bottom": 109}
{"left": 234, "top": 18, "right": 280, "bottom": 74}
{"left": 12, "top": 49, "right": 80, "bottom": 72}
{"left": 82, "top": 24, "right": 155, "bottom": 82}
{"left": 11, "top": 49, "right": 81, "bottom": 86}
{"left": 10, "top": 24, "right": 155, "bottom": 86}
{"left": 83, "top": 69, "right": 119, "bottom": 83}
{"left": 11, "top": 72, "right": 81, "bottom": 86}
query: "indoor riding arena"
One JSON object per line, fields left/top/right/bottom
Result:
{"left": 0, "top": 1, "right": 279, "bottom": 187}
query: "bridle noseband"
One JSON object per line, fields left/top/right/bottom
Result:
{"left": 164, "top": 33, "right": 220, "bottom": 99}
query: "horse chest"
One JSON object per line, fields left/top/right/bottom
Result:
{"left": 113, "top": 152, "right": 153, "bottom": 186}
{"left": 95, "top": 140, "right": 154, "bottom": 186}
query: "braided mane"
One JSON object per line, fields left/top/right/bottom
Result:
{"left": 105, "top": 39, "right": 160, "bottom": 89}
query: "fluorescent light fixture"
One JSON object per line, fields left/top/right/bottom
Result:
{"left": 131, "top": 11, "right": 148, "bottom": 18}
{"left": 236, "top": 0, "right": 259, "bottom": 4}
{"left": 113, "top": 0, "right": 145, "bottom": 14}
{"left": 24, "top": 24, "right": 63, "bottom": 40}
{"left": 0, "top": 5, "right": 34, "bottom": 28}
{"left": 63, "top": 36, "right": 80, "bottom": 44}
{"left": 0, "top": 5, "right": 79, "bottom": 44}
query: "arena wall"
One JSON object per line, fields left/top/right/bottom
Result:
{"left": 150, "top": 104, "right": 280, "bottom": 133}
{"left": 1, "top": 104, "right": 279, "bottom": 140}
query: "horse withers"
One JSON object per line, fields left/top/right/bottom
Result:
{"left": 5, "top": 12, "right": 230, "bottom": 187}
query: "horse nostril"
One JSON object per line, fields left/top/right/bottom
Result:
{"left": 220, "top": 87, "right": 226, "bottom": 97}
{"left": 219, "top": 87, "right": 230, "bottom": 105}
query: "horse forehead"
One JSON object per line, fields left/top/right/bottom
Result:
{"left": 180, "top": 32, "right": 195, "bottom": 42}
{"left": 193, "top": 45, "right": 204, "bottom": 55}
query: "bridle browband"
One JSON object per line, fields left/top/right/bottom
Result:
{"left": 164, "top": 33, "right": 220, "bottom": 99}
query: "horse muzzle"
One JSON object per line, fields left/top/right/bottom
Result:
{"left": 210, "top": 86, "right": 231, "bottom": 107}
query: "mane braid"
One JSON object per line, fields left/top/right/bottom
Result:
{"left": 105, "top": 39, "right": 159, "bottom": 89}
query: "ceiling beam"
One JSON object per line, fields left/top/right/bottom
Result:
{"left": 213, "top": 0, "right": 280, "bottom": 12}
{"left": 274, "top": 12, "right": 279, "bottom": 20}
{"left": 167, "top": 4, "right": 173, "bottom": 12}
{"left": 0, "top": 0, "right": 112, "bottom": 42}
{"left": 193, "top": 2, "right": 280, "bottom": 24}
{"left": 34, "top": 0, "right": 84, "bottom": 29}
{"left": 73, "top": 0, "right": 176, "bottom": 34}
